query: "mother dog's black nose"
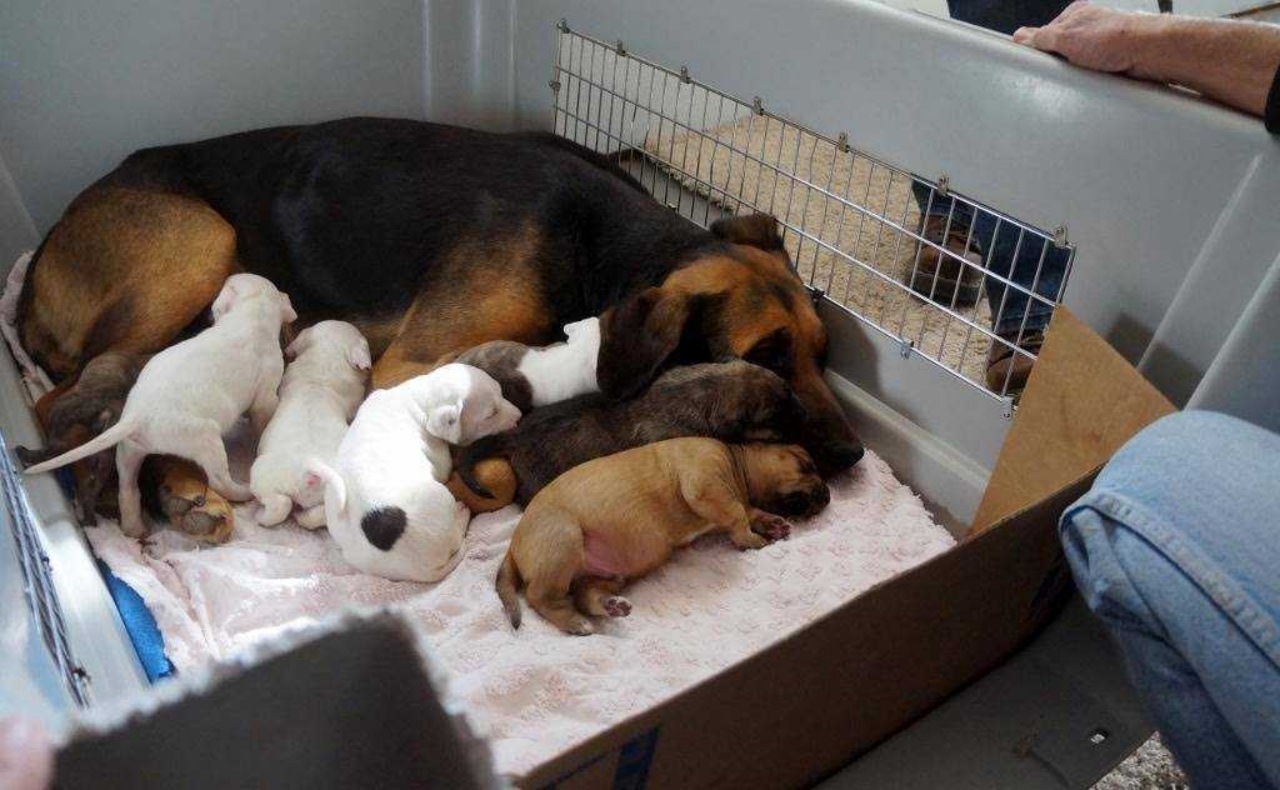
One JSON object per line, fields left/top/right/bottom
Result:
{"left": 819, "top": 441, "right": 864, "bottom": 474}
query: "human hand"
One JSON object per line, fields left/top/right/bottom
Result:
{"left": 1013, "top": 1, "right": 1163, "bottom": 79}
{"left": 0, "top": 717, "right": 54, "bottom": 790}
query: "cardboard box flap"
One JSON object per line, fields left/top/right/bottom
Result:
{"left": 971, "top": 308, "right": 1176, "bottom": 535}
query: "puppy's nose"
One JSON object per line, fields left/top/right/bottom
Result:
{"left": 818, "top": 440, "right": 864, "bottom": 474}
{"left": 814, "top": 486, "right": 830, "bottom": 509}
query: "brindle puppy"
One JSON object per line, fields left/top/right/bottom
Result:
{"left": 16, "top": 352, "right": 145, "bottom": 525}
{"left": 449, "top": 360, "right": 802, "bottom": 512}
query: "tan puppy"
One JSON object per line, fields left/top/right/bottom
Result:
{"left": 496, "top": 438, "right": 830, "bottom": 635}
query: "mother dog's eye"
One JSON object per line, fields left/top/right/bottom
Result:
{"left": 743, "top": 327, "right": 794, "bottom": 377}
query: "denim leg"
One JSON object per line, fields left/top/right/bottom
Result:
{"left": 1060, "top": 411, "right": 1280, "bottom": 790}
{"left": 971, "top": 212, "right": 1068, "bottom": 337}
{"left": 910, "top": 179, "right": 972, "bottom": 227}
{"left": 945, "top": 0, "right": 1076, "bottom": 34}
{"left": 909, "top": 177, "right": 1068, "bottom": 337}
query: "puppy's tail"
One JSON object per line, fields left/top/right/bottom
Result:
{"left": 495, "top": 551, "right": 523, "bottom": 629}
{"left": 22, "top": 418, "right": 137, "bottom": 475}
{"left": 305, "top": 460, "right": 347, "bottom": 517}
{"left": 456, "top": 434, "right": 508, "bottom": 499}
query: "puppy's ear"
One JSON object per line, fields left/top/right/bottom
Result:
{"left": 91, "top": 408, "right": 115, "bottom": 435}
{"left": 284, "top": 333, "right": 305, "bottom": 361}
{"left": 211, "top": 278, "right": 239, "bottom": 320}
{"left": 598, "top": 287, "right": 719, "bottom": 400}
{"left": 279, "top": 293, "right": 298, "bottom": 324}
{"left": 348, "top": 338, "right": 372, "bottom": 372}
{"left": 562, "top": 317, "right": 597, "bottom": 341}
{"left": 427, "top": 402, "right": 463, "bottom": 444}
{"left": 711, "top": 213, "right": 785, "bottom": 252}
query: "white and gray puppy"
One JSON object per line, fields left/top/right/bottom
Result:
{"left": 250, "top": 320, "right": 371, "bottom": 529}
{"left": 452, "top": 317, "right": 600, "bottom": 413}
{"left": 24, "top": 273, "right": 295, "bottom": 538}
{"left": 309, "top": 363, "right": 521, "bottom": 583}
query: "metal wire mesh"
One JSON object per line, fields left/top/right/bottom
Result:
{"left": 549, "top": 21, "right": 1075, "bottom": 401}
{"left": 0, "top": 430, "right": 89, "bottom": 705}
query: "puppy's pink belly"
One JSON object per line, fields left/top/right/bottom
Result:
{"left": 582, "top": 532, "right": 646, "bottom": 578}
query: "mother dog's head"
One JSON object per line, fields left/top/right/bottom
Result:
{"left": 598, "top": 213, "right": 863, "bottom": 474}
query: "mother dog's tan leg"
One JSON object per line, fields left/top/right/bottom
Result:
{"left": 22, "top": 188, "right": 238, "bottom": 380}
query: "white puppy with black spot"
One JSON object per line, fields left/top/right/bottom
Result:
{"left": 310, "top": 363, "right": 521, "bottom": 582}
{"left": 24, "top": 273, "right": 296, "bottom": 538}
{"left": 250, "top": 320, "right": 371, "bottom": 529}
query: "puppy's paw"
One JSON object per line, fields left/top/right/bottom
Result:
{"left": 602, "top": 595, "right": 632, "bottom": 619}
{"left": 731, "top": 530, "right": 770, "bottom": 551}
{"left": 751, "top": 512, "right": 792, "bottom": 542}
{"left": 564, "top": 616, "right": 595, "bottom": 636}
{"left": 120, "top": 514, "right": 148, "bottom": 540}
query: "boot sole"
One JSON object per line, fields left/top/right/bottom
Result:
{"left": 907, "top": 272, "right": 981, "bottom": 308}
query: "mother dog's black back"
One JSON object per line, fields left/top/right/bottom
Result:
{"left": 116, "top": 118, "right": 707, "bottom": 322}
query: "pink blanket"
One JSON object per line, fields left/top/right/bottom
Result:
{"left": 3, "top": 253, "right": 955, "bottom": 778}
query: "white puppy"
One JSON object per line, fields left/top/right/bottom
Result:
{"left": 310, "top": 363, "right": 521, "bottom": 582}
{"left": 24, "top": 273, "right": 295, "bottom": 538}
{"left": 452, "top": 318, "right": 601, "bottom": 413}
{"left": 250, "top": 321, "right": 370, "bottom": 529}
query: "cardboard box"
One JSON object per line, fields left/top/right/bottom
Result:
{"left": 52, "top": 308, "right": 1174, "bottom": 789}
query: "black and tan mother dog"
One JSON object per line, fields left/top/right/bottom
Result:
{"left": 19, "top": 118, "right": 863, "bottom": 519}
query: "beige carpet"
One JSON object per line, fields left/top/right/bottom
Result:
{"left": 1094, "top": 734, "right": 1189, "bottom": 790}
{"left": 642, "top": 114, "right": 1002, "bottom": 389}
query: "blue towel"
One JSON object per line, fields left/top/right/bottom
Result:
{"left": 96, "top": 560, "right": 174, "bottom": 681}
{"left": 49, "top": 468, "right": 173, "bottom": 681}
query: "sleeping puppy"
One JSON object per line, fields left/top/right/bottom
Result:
{"left": 23, "top": 273, "right": 295, "bottom": 538}
{"left": 15, "top": 351, "right": 146, "bottom": 525}
{"left": 496, "top": 437, "right": 830, "bottom": 635}
{"left": 309, "top": 363, "right": 520, "bottom": 583}
{"left": 140, "top": 455, "right": 237, "bottom": 544}
{"left": 450, "top": 318, "right": 600, "bottom": 413}
{"left": 451, "top": 360, "right": 802, "bottom": 512}
{"left": 250, "top": 321, "right": 370, "bottom": 528}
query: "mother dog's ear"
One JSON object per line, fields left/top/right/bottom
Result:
{"left": 711, "top": 213, "right": 785, "bottom": 252}
{"left": 598, "top": 286, "right": 714, "bottom": 400}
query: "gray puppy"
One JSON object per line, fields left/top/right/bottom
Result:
{"left": 449, "top": 317, "right": 600, "bottom": 414}
{"left": 450, "top": 360, "right": 803, "bottom": 512}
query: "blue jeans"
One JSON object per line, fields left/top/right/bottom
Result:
{"left": 908, "top": 0, "right": 1072, "bottom": 339}
{"left": 910, "top": 180, "right": 1069, "bottom": 337}
{"left": 1060, "top": 411, "right": 1280, "bottom": 790}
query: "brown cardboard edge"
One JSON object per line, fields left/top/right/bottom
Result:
{"left": 971, "top": 307, "right": 1175, "bottom": 535}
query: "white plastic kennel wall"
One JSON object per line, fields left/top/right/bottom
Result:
{"left": 2, "top": 0, "right": 1278, "bottom": 786}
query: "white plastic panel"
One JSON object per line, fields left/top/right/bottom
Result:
{"left": 491, "top": 0, "right": 1279, "bottom": 450}
{"left": 0, "top": 0, "right": 426, "bottom": 233}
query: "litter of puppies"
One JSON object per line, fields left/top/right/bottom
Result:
{"left": 16, "top": 278, "right": 843, "bottom": 631}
